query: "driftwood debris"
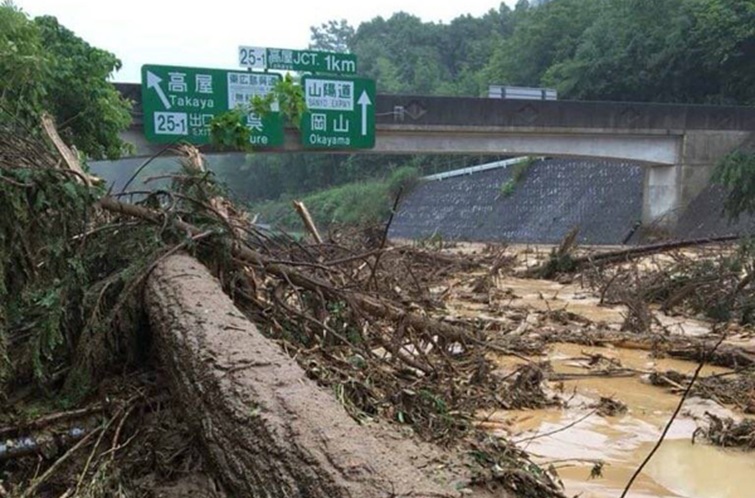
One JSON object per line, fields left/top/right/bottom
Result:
{"left": 292, "top": 200, "right": 323, "bottom": 244}
{"left": 40, "top": 113, "right": 100, "bottom": 186}
{"left": 548, "top": 329, "right": 755, "bottom": 369}
{"left": 145, "top": 254, "right": 463, "bottom": 498}
{"left": 525, "top": 235, "right": 740, "bottom": 277}
{"left": 98, "top": 196, "right": 475, "bottom": 344}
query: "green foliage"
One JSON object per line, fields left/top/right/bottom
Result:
{"left": 349, "top": 8, "right": 513, "bottom": 96}
{"left": 348, "top": 0, "right": 744, "bottom": 104}
{"left": 387, "top": 165, "right": 420, "bottom": 197}
{"left": 253, "top": 166, "right": 420, "bottom": 230}
{"left": 257, "top": 181, "right": 388, "bottom": 228}
{"left": 712, "top": 150, "right": 755, "bottom": 221}
{"left": 481, "top": 0, "right": 755, "bottom": 105}
{"left": 681, "top": 0, "right": 755, "bottom": 104}
{"left": 309, "top": 19, "right": 355, "bottom": 53}
{"left": 210, "top": 108, "right": 251, "bottom": 150}
{"left": 273, "top": 73, "right": 307, "bottom": 127}
{"left": 0, "top": 5, "right": 132, "bottom": 159}
{"left": 210, "top": 74, "right": 306, "bottom": 151}
{"left": 500, "top": 180, "right": 516, "bottom": 197}
{"left": 499, "top": 158, "right": 534, "bottom": 198}
{"left": 484, "top": 0, "right": 599, "bottom": 91}
{"left": 328, "top": 0, "right": 753, "bottom": 105}
{"left": 0, "top": 157, "right": 103, "bottom": 391}
{"left": 28, "top": 285, "right": 65, "bottom": 383}
{"left": 0, "top": 3, "right": 47, "bottom": 124}
{"left": 543, "top": 0, "right": 696, "bottom": 102}
{"left": 34, "top": 16, "right": 132, "bottom": 159}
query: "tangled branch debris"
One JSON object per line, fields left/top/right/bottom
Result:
{"left": 0, "top": 121, "right": 564, "bottom": 497}
{"left": 525, "top": 235, "right": 740, "bottom": 278}
{"left": 696, "top": 414, "right": 755, "bottom": 449}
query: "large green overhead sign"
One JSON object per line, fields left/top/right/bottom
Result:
{"left": 300, "top": 75, "right": 375, "bottom": 150}
{"left": 141, "top": 52, "right": 375, "bottom": 151}
{"left": 238, "top": 46, "right": 357, "bottom": 75}
{"left": 140, "top": 64, "right": 284, "bottom": 146}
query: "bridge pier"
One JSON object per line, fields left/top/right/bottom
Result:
{"left": 642, "top": 164, "right": 683, "bottom": 230}
{"left": 641, "top": 131, "right": 753, "bottom": 231}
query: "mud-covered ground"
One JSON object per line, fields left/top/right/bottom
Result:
{"left": 3, "top": 236, "right": 754, "bottom": 498}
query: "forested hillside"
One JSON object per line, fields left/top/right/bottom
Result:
{"left": 242, "top": 0, "right": 752, "bottom": 208}
{"left": 327, "top": 0, "right": 754, "bottom": 104}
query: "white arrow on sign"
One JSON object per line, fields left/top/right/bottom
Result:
{"left": 147, "top": 71, "right": 171, "bottom": 110}
{"left": 357, "top": 90, "right": 372, "bottom": 136}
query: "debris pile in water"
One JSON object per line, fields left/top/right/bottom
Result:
{"left": 697, "top": 413, "right": 755, "bottom": 449}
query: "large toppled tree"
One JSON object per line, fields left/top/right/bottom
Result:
{"left": 0, "top": 116, "right": 566, "bottom": 497}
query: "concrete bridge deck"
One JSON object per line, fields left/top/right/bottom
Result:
{"left": 115, "top": 83, "right": 754, "bottom": 228}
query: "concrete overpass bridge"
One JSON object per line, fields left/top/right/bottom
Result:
{"left": 115, "top": 83, "right": 754, "bottom": 229}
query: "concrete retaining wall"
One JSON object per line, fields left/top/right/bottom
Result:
{"left": 389, "top": 158, "right": 644, "bottom": 245}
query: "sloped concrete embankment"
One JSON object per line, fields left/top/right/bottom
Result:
{"left": 389, "top": 159, "right": 644, "bottom": 245}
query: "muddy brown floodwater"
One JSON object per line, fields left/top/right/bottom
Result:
{"left": 441, "top": 247, "right": 755, "bottom": 498}
{"left": 483, "top": 343, "right": 753, "bottom": 498}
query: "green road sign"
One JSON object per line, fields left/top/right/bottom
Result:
{"left": 141, "top": 64, "right": 284, "bottom": 147}
{"left": 238, "top": 46, "right": 357, "bottom": 75}
{"left": 300, "top": 75, "right": 375, "bottom": 150}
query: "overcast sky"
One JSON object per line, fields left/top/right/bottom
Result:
{"left": 15, "top": 0, "right": 515, "bottom": 83}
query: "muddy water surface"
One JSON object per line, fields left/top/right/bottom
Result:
{"left": 482, "top": 343, "right": 753, "bottom": 498}
{"left": 447, "top": 266, "right": 755, "bottom": 498}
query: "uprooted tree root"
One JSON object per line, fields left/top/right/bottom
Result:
{"left": 0, "top": 122, "right": 565, "bottom": 497}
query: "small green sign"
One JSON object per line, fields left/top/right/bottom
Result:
{"left": 300, "top": 75, "right": 375, "bottom": 150}
{"left": 141, "top": 64, "right": 284, "bottom": 147}
{"left": 239, "top": 46, "right": 357, "bottom": 75}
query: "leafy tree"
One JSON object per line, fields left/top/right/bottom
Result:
{"left": 516, "top": 0, "right": 755, "bottom": 105}
{"left": 348, "top": 9, "right": 513, "bottom": 96}
{"left": 350, "top": 13, "right": 444, "bottom": 94}
{"left": 0, "top": 4, "right": 131, "bottom": 159}
{"left": 0, "top": 3, "right": 48, "bottom": 125}
{"left": 309, "top": 19, "right": 355, "bottom": 53}
{"left": 682, "top": 0, "right": 755, "bottom": 105}
{"left": 482, "top": 0, "right": 602, "bottom": 89}
{"left": 713, "top": 149, "right": 755, "bottom": 221}
{"left": 543, "top": 0, "right": 701, "bottom": 102}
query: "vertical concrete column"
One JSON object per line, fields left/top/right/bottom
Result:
{"left": 642, "top": 164, "right": 682, "bottom": 229}
{"left": 642, "top": 131, "right": 752, "bottom": 231}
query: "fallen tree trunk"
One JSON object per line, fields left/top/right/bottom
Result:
{"left": 523, "top": 235, "right": 740, "bottom": 277}
{"left": 145, "top": 254, "right": 463, "bottom": 498}
{"left": 546, "top": 329, "right": 755, "bottom": 369}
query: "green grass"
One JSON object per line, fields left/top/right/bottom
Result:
{"left": 499, "top": 157, "right": 536, "bottom": 198}
{"left": 251, "top": 166, "right": 420, "bottom": 230}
